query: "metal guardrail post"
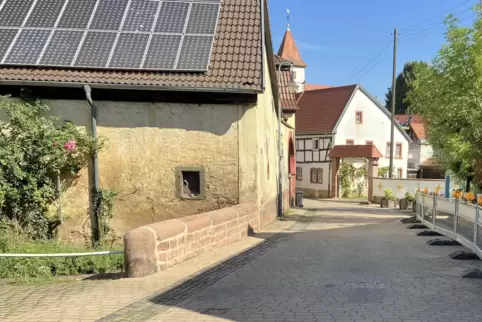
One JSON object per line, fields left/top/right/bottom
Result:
{"left": 433, "top": 194, "right": 436, "bottom": 226}
{"left": 474, "top": 194, "right": 480, "bottom": 251}
{"left": 454, "top": 197, "right": 459, "bottom": 236}
{"left": 421, "top": 194, "right": 425, "bottom": 224}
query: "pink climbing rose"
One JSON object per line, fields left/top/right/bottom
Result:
{"left": 64, "top": 139, "right": 77, "bottom": 151}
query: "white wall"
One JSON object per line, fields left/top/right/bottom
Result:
{"left": 373, "top": 178, "right": 445, "bottom": 199}
{"left": 296, "top": 135, "right": 332, "bottom": 191}
{"left": 293, "top": 66, "right": 305, "bottom": 93}
{"left": 296, "top": 162, "right": 330, "bottom": 191}
{"left": 408, "top": 141, "right": 433, "bottom": 169}
{"left": 334, "top": 89, "right": 409, "bottom": 177}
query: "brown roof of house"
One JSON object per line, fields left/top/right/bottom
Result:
{"left": 305, "top": 84, "right": 333, "bottom": 91}
{"left": 0, "top": 0, "right": 262, "bottom": 92}
{"left": 278, "top": 70, "right": 298, "bottom": 110}
{"left": 296, "top": 85, "right": 357, "bottom": 133}
{"left": 329, "top": 144, "right": 383, "bottom": 158}
{"left": 277, "top": 29, "right": 307, "bottom": 68}
{"left": 395, "top": 114, "right": 426, "bottom": 140}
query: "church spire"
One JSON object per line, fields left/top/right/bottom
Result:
{"left": 286, "top": 9, "right": 290, "bottom": 31}
{"left": 277, "top": 12, "right": 307, "bottom": 68}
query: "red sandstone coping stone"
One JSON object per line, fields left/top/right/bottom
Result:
{"left": 148, "top": 219, "right": 186, "bottom": 241}
{"left": 124, "top": 227, "right": 158, "bottom": 278}
{"left": 208, "top": 207, "right": 238, "bottom": 225}
{"left": 179, "top": 214, "right": 212, "bottom": 233}
{"left": 233, "top": 202, "right": 257, "bottom": 216}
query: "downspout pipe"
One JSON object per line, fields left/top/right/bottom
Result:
{"left": 83, "top": 85, "right": 100, "bottom": 244}
{"left": 277, "top": 61, "right": 295, "bottom": 217}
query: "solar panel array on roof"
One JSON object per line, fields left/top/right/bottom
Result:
{"left": 0, "top": 0, "right": 221, "bottom": 72}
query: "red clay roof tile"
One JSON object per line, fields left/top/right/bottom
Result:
{"left": 328, "top": 144, "right": 383, "bottom": 158}
{"left": 395, "top": 114, "right": 426, "bottom": 140}
{"left": 296, "top": 85, "right": 357, "bottom": 134}
{"left": 277, "top": 29, "right": 307, "bottom": 68}
{"left": 305, "top": 84, "right": 333, "bottom": 91}
{"left": 0, "top": 0, "right": 262, "bottom": 92}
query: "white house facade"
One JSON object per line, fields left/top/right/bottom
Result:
{"left": 396, "top": 114, "right": 437, "bottom": 178}
{"left": 295, "top": 85, "right": 411, "bottom": 198}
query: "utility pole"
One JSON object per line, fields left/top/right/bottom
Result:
{"left": 389, "top": 28, "right": 398, "bottom": 178}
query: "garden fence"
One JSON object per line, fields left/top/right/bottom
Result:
{"left": 415, "top": 192, "right": 482, "bottom": 258}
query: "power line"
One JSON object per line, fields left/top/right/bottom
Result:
{"left": 399, "top": 14, "right": 474, "bottom": 43}
{"left": 399, "top": 0, "right": 474, "bottom": 32}
{"left": 339, "top": 39, "right": 391, "bottom": 83}
{"left": 399, "top": 11, "right": 474, "bottom": 40}
{"left": 357, "top": 55, "right": 390, "bottom": 81}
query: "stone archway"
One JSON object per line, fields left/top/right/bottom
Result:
{"left": 288, "top": 132, "right": 296, "bottom": 206}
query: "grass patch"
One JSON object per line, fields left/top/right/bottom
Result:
{"left": 0, "top": 232, "right": 123, "bottom": 283}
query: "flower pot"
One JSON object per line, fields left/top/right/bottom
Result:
{"left": 399, "top": 199, "right": 409, "bottom": 210}
{"left": 380, "top": 198, "right": 395, "bottom": 208}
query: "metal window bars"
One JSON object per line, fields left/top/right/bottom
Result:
{"left": 415, "top": 192, "right": 482, "bottom": 257}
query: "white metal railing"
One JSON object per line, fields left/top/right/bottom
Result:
{"left": 415, "top": 192, "right": 482, "bottom": 257}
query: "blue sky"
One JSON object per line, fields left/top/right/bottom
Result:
{"left": 268, "top": 0, "right": 477, "bottom": 103}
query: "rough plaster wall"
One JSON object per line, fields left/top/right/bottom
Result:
{"left": 238, "top": 104, "right": 259, "bottom": 205}
{"left": 45, "top": 99, "right": 242, "bottom": 234}
{"left": 255, "top": 48, "right": 293, "bottom": 214}
{"left": 420, "top": 143, "right": 433, "bottom": 165}
{"left": 408, "top": 143, "right": 421, "bottom": 168}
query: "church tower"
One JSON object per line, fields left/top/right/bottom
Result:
{"left": 277, "top": 15, "right": 307, "bottom": 93}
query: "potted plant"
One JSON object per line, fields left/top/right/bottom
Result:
{"left": 381, "top": 188, "right": 396, "bottom": 208}
{"left": 400, "top": 192, "right": 415, "bottom": 210}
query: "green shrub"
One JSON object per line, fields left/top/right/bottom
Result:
{"left": 0, "top": 96, "right": 102, "bottom": 239}
{"left": 0, "top": 232, "right": 123, "bottom": 281}
{"left": 384, "top": 188, "right": 395, "bottom": 201}
{"left": 405, "top": 192, "right": 415, "bottom": 202}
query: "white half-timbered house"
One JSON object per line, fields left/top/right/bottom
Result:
{"left": 295, "top": 84, "right": 412, "bottom": 198}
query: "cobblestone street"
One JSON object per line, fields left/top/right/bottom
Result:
{"left": 3, "top": 199, "right": 482, "bottom": 322}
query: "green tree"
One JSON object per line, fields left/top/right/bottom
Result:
{"left": 385, "top": 61, "right": 428, "bottom": 115}
{"left": 406, "top": 7, "right": 482, "bottom": 191}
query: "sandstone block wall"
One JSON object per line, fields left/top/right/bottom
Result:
{"left": 124, "top": 203, "right": 259, "bottom": 278}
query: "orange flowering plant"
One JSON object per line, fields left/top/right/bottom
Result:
{"left": 478, "top": 195, "right": 482, "bottom": 206}
{"left": 465, "top": 192, "right": 475, "bottom": 202}
{"left": 453, "top": 190, "right": 462, "bottom": 199}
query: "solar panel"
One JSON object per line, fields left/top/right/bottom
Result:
{"left": 40, "top": 30, "right": 84, "bottom": 66}
{"left": 0, "top": 0, "right": 35, "bottom": 27}
{"left": 90, "top": 0, "right": 129, "bottom": 31}
{"left": 109, "top": 33, "right": 149, "bottom": 68}
{"left": 25, "top": 0, "right": 65, "bottom": 28}
{"left": 0, "top": 28, "right": 17, "bottom": 59}
{"left": 186, "top": 3, "right": 219, "bottom": 34}
{"left": 155, "top": 2, "right": 189, "bottom": 34}
{"left": 57, "top": 0, "right": 97, "bottom": 29}
{"left": 177, "top": 35, "right": 214, "bottom": 70}
{"left": 0, "top": 0, "right": 222, "bottom": 72}
{"left": 143, "top": 34, "right": 181, "bottom": 70}
{"left": 74, "top": 32, "right": 117, "bottom": 68}
{"left": 122, "top": 0, "right": 159, "bottom": 32}
{"left": 4, "top": 29, "right": 50, "bottom": 64}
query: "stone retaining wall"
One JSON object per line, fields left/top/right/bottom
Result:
{"left": 124, "top": 203, "right": 259, "bottom": 278}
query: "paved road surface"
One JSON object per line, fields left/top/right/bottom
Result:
{"left": 2, "top": 199, "right": 482, "bottom": 322}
